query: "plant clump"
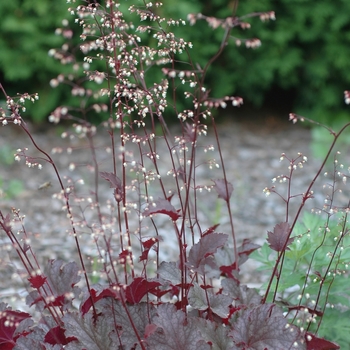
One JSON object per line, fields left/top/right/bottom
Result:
{"left": 0, "top": 0, "right": 348, "bottom": 349}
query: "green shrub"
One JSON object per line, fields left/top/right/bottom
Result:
{"left": 234, "top": 0, "right": 350, "bottom": 125}
{"left": 0, "top": 0, "right": 71, "bottom": 122}
{"left": 1, "top": 0, "right": 350, "bottom": 126}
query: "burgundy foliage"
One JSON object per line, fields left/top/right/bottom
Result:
{"left": 267, "top": 222, "right": 295, "bottom": 252}
{"left": 0, "top": 0, "right": 343, "bottom": 348}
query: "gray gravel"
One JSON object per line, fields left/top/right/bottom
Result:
{"left": 1, "top": 117, "right": 348, "bottom": 309}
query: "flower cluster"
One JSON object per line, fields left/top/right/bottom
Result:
{"left": 203, "top": 96, "right": 243, "bottom": 108}
{"left": 0, "top": 93, "right": 38, "bottom": 126}
{"left": 289, "top": 113, "right": 305, "bottom": 124}
{"left": 188, "top": 11, "right": 275, "bottom": 29}
{"left": 14, "top": 148, "right": 43, "bottom": 169}
{"left": 344, "top": 90, "right": 350, "bottom": 105}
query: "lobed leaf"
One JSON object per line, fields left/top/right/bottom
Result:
{"left": 267, "top": 222, "right": 294, "bottom": 252}
{"left": 212, "top": 179, "right": 233, "bottom": 202}
{"left": 157, "top": 261, "right": 182, "bottom": 285}
{"left": 305, "top": 332, "right": 340, "bottom": 350}
{"left": 99, "top": 299, "right": 156, "bottom": 349}
{"left": 143, "top": 197, "right": 181, "bottom": 221}
{"left": 236, "top": 239, "right": 260, "bottom": 265}
{"left": 63, "top": 312, "right": 118, "bottom": 350}
{"left": 44, "top": 325, "right": 77, "bottom": 346}
{"left": 99, "top": 171, "right": 123, "bottom": 202}
{"left": 125, "top": 277, "right": 162, "bottom": 304}
{"left": 0, "top": 304, "right": 31, "bottom": 350}
{"left": 81, "top": 287, "right": 117, "bottom": 315}
{"left": 188, "top": 283, "right": 233, "bottom": 318}
{"left": 99, "top": 171, "right": 122, "bottom": 189}
{"left": 188, "top": 233, "right": 228, "bottom": 273}
{"left": 139, "top": 238, "right": 160, "bottom": 262}
{"left": 14, "top": 337, "right": 62, "bottom": 350}
{"left": 147, "top": 304, "right": 210, "bottom": 350}
{"left": 194, "top": 318, "right": 234, "bottom": 350}
{"left": 27, "top": 275, "right": 47, "bottom": 289}
{"left": 44, "top": 260, "right": 80, "bottom": 296}
{"left": 229, "top": 303, "right": 305, "bottom": 349}
{"left": 28, "top": 260, "right": 81, "bottom": 311}
{"left": 221, "top": 279, "right": 261, "bottom": 307}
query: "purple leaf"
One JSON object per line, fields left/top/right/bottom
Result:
{"left": 221, "top": 279, "right": 262, "bottom": 306}
{"left": 143, "top": 197, "right": 180, "bottom": 221}
{"left": 144, "top": 323, "right": 158, "bottom": 339}
{"left": 28, "top": 274, "right": 47, "bottom": 289}
{"left": 142, "top": 237, "right": 160, "bottom": 250}
{"left": 202, "top": 224, "right": 220, "bottom": 235}
{"left": 147, "top": 304, "right": 211, "bottom": 350}
{"left": 188, "top": 233, "right": 228, "bottom": 272}
{"left": 125, "top": 277, "right": 161, "bottom": 304}
{"left": 219, "top": 263, "right": 240, "bottom": 280}
{"left": 305, "top": 332, "right": 340, "bottom": 350}
{"left": 188, "top": 283, "right": 233, "bottom": 318}
{"left": 26, "top": 290, "right": 45, "bottom": 311}
{"left": 235, "top": 239, "right": 261, "bottom": 268}
{"left": 0, "top": 304, "right": 31, "bottom": 349}
{"left": 267, "top": 222, "right": 294, "bottom": 252}
{"left": 98, "top": 299, "right": 156, "bottom": 349}
{"left": 44, "top": 325, "right": 77, "bottom": 345}
{"left": 194, "top": 318, "right": 234, "bottom": 349}
{"left": 209, "top": 294, "right": 233, "bottom": 318}
{"left": 81, "top": 288, "right": 117, "bottom": 315}
{"left": 100, "top": 171, "right": 123, "bottom": 202}
{"left": 63, "top": 312, "right": 119, "bottom": 349}
{"left": 183, "top": 123, "right": 197, "bottom": 143}
{"left": 218, "top": 240, "right": 260, "bottom": 278}
{"left": 99, "top": 171, "right": 121, "bottom": 188}
{"left": 12, "top": 337, "right": 42, "bottom": 349}
{"left": 139, "top": 238, "right": 160, "bottom": 262}
{"left": 188, "top": 283, "right": 210, "bottom": 312}
{"left": 0, "top": 213, "right": 11, "bottom": 232}
{"left": 28, "top": 260, "right": 81, "bottom": 311}
{"left": 157, "top": 261, "right": 182, "bottom": 285}
{"left": 44, "top": 260, "right": 80, "bottom": 296}
{"left": 229, "top": 304, "right": 304, "bottom": 349}
{"left": 212, "top": 179, "right": 233, "bottom": 202}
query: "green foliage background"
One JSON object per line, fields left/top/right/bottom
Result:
{"left": 1, "top": 0, "right": 350, "bottom": 124}
{"left": 252, "top": 211, "right": 350, "bottom": 348}
{"left": 0, "top": 0, "right": 69, "bottom": 122}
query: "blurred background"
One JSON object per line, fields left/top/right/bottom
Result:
{"left": 1, "top": 0, "right": 350, "bottom": 127}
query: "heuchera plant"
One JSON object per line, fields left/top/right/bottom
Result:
{"left": 0, "top": 0, "right": 345, "bottom": 349}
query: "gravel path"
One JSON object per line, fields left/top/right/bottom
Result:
{"left": 1, "top": 116, "right": 345, "bottom": 307}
